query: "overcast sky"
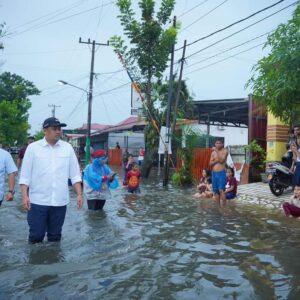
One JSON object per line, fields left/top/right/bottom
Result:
{"left": 1, "top": 0, "right": 296, "bottom": 133}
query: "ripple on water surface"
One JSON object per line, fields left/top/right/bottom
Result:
{"left": 0, "top": 178, "right": 300, "bottom": 299}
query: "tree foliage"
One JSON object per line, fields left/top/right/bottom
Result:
{"left": 111, "top": 0, "right": 177, "bottom": 89}
{"left": 0, "top": 72, "right": 40, "bottom": 145}
{"left": 0, "top": 101, "right": 30, "bottom": 146}
{"left": 110, "top": 0, "right": 178, "bottom": 177}
{"left": 247, "top": 5, "right": 300, "bottom": 124}
{"left": 34, "top": 130, "right": 45, "bottom": 141}
{"left": 172, "top": 130, "right": 198, "bottom": 186}
{"left": 155, "top": 79, "right": 194, "bottom": 123}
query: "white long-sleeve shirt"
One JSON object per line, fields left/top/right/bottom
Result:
{"left": 19, "top": 138, "right": 81, "bottom": 206}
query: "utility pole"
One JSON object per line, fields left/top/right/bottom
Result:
{"left": 163, "top": 16, "right": 176, "bottom": 187}
{"left": 79, "top": 37, "right": 109, "bottom": 165}
{"left": 48, "top": 104, "right": 61, "bottom": 117}
{"left": 171, "top": 40, "right": 187, "bottom": 135}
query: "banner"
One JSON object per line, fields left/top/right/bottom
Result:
{"left": 158, "top": 126, "right": 172, "bottom": 154}
{"left": 131, "top": 83, "right": 143, "bottom": 115}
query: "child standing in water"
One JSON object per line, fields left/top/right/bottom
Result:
{"left": 127, "top": 163, "right": 141, "bottom": 194}
{"left": 283, "top": 184, "right": 300, "bottom": 218}
{"left": 123, "top": 154, "right": 134, "bottom": 186}
{"left": 225, "top": 167, "right": 237, "bottom": 200}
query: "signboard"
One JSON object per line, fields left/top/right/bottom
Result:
{"left": 131, "top": 83, "right": 143, "bottom": 115}
{"left": 158, "top": 126, "right": 172, "bottom": 154}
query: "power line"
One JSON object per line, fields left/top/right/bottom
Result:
{"left": 94, "top": 69, "right": 124, "bottom": 75}
{"left": 8, "top": 0, "right": 84, "bottom": 31}
{"left": 93, "top": 82, "right": 130, "bottom": 97}
{"left": 180, "top": 0, "right": 229, "bottom": 33}
{"left": 65, "top": 92, "right": 87, "bottom": 121}
{"left": 41, "top": 76, "right": 89, "bottom": 96}
{"left": 94, "top": 0, "right": 106, "bottom": 40}
{"left": 9, "top": 1, "right": 115, "bottom": 37}
{"left": 176, "top": 0, "right": 285, "bottom": 51}
{"left": 185, "top": 0, "right": 298, "bottom": 60}
{"left": 5, "top": 48, "right": 85, "bottom": 56}
{"left": 186, "top": 30, "right": 272, "bottom": 69}
{"left": 185, "top": 42, "right": 265, "bottom": 75}
{"left": 178, "top": 0, "right": 210, "bottom": 18}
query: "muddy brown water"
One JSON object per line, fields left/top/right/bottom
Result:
{"left": 0, "top": 171, "right": 300, "bottom": 299}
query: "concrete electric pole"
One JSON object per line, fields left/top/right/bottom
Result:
{"left": 48, "top": 104, "right": 61, "bottom": 117}
{"left": 79, "top": 38, "right": 109, "bottom": 165}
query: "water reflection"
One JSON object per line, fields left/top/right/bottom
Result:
{"left": 0, "top": 176, "right": 300, "bottom": 298}
{"left": 28, "top": 243, "right": 64, "bottom": 265}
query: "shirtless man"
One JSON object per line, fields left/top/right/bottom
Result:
{"left": 209, "top": 138, "right": 228, "bottom": 201}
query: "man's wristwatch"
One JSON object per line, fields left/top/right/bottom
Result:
{"left": 8, "top": 190, "right": 15, "bottom": 195}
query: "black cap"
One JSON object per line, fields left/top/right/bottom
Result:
{"left": 43, "top": 117, "right": 67, "bottom": 128}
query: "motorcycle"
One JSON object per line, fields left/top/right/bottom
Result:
{"left": 266, "top": 151, "right": 293, "bottom": 196}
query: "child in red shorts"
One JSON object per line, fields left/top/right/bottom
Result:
{"left": 283, "top": 184, "right": 300, "bottom": 218}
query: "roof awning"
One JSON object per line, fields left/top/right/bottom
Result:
{"left": 193, "top": 98, "right": 249, "bottom": 128}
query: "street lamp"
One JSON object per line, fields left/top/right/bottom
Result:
{"left": 58, "top": 80, "right": 92, "bottom": 166}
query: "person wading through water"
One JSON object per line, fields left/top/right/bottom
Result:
{"left": 209, "top": 138, "right": 228, "bottom": 203}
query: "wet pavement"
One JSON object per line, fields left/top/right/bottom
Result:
{"left": 237, "top": 182, "right": 293, "bottom": 210}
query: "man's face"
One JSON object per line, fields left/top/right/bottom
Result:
{"left": 215, "top": 140, "right": 224, "bottom": 150}
{"left": 294, "top": 127, "right": 300, "bottom": 137}
{"left": 44, "top": 126, "right": 62, "bottom": 143}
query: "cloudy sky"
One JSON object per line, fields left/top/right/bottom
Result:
{"left": 1, "top": 0, "right": 297, "bottom": 133}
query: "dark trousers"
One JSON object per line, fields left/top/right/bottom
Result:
{"left": 27, "top": 203, "right": 67, "bottom": 243}
{"left": 87, "top": 199, "right": 106, "bottom": 210}
{"left": 128, "top": 187, "right": 141, "bottom": 194}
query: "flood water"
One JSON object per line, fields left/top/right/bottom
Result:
{"left": 1, "top": 171, "right": 300, "bottom": 299}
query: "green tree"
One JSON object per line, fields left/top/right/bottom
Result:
{"left": 0, "top": 101, "right": 30, "bottom": 146}
{"left": 34, "top": 130, "right": 45, "bottom": 141}
{"left": 247, "top": 5, "right": 300, "bottom": 124}
{"left": 110, "top": 0, "right": 177, "bottom": 176}
{"left": 155, "top": 79, "right": 194, "bottom": 123}
{"left": 172, "top": 130, "right": 197, "bottom": 186}
{"left": 0, "top": 72, "right": 40, "bottom": 145}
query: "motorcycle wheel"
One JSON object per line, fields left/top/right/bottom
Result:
{"left": 269, "top": 176, "right": 284, "bottom": 196}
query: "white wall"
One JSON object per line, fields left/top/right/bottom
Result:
{"left": 189, "top": 124, "right": 248, "bottom": 146}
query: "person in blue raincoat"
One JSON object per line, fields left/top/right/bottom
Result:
{"left": 83, "top": 149, "right": 118, "bottom": 210}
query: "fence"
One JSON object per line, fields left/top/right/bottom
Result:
{"left": 108, "top": 149, "right": 122, "bottom": 166}
{"left": 177, "top": 148, "right": 249, "bottom": 184}
{"left": 177, "top": 148, "right": 213, "bottom": 182}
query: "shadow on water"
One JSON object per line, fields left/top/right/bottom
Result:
{"left": 1, "top": 173, "right": 300, "bottom": 299}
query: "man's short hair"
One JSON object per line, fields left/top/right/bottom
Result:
{"left": 28, "top": 136, "right": 35, "bottom": 141}
{"left": 215, "top": 138, "right": 224, "bottom": 143}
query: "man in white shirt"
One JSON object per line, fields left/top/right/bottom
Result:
{"left": 19, "top": 117, "right": 83, "bottom": 243}
{"left": 0, "top": 148, "right": 17, "bottom": 206}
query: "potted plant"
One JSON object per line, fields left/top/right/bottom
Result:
{"left": 244, "top": 140, "right": 267, "bottom": 183}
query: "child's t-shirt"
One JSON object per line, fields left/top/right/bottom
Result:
{"left": 288, "top": 196, "right": 300, "bottom": 208}
{"left": 225, "top": 177, "right": 237, "bottom": 194}
{"left": 127, "top": 170, "right": 141, "bottom": 189}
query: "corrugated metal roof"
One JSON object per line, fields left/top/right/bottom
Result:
{"left": 91, "top": 116, "right": 146, "bottom": 135}
{"left": 77, "top": 123, "right": 111, "bottom": 130}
